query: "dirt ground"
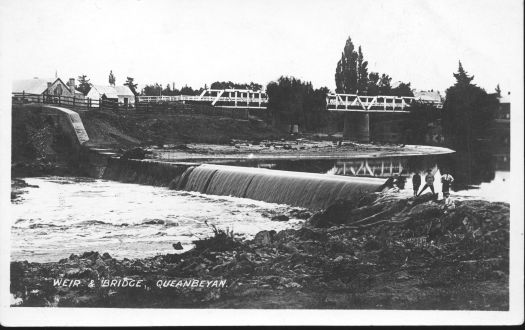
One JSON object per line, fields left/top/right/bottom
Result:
{"left": 10, "top": 192, "right": 508, "bottom": 309}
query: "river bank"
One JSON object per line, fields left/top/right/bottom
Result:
{"left": 10, "top": 191, "right": 509, "bottom": 309}
{"left": 150, "top": 140, "right": 454, "bottom": 161}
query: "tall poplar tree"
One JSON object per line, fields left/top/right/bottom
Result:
{"left": 356, "top": 46, "right": 369, "bottom": 93}
{"left": 335, "top": 37, "right": 358, "bottom": 93}
{"left": 108, "top": 70, "right": 116, "bottom": 86}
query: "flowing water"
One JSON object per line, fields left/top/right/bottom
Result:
{"left": 11, "top": 177, "right": 305, "bottom": 262}
{"left": 178, "top": 164, "right": 385, "bottom": 209}
{"left": 12, "top": 146, "right": 509, "bottom": 263}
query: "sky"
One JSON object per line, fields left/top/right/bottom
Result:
{"left": 0, "top": 0, "right": 523, "bottom": 93}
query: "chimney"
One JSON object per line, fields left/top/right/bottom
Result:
{"left": 68, "top": 78, "right": 75, "bottom": 94}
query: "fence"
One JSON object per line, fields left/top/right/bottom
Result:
{"left": 11, "top": 92, "right": 133, "bottom": 112}
{"left": 12, "top": 92, "right": 260, "bottom": 120}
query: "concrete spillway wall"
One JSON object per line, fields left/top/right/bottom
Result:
{"left": 20, "top": 104, "right": 90, "bottom": 148}
{"left": 102, "top": 158, "right": 386, "bottom": 210}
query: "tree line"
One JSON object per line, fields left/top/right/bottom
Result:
{"left": 72, "top": 37, "right": 501, "bottom": 154}
{"left": 335, "top": 36, "right": 413, "bottom": 97}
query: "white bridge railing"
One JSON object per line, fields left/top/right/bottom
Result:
{"left": 138, "top": 90, "right": 442, "bottom": 112}
{"left": 137, "top": 88, "right": 269, "bottom": 109}
{"left": 327, "top": 93, "right": 443, "bottom": 112}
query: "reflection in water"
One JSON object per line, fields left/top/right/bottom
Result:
{"left": 216, "top": 149, "right": 510, "bottom": 202}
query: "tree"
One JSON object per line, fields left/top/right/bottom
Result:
{"left": 76, "top": 75, "right": 91, "bottom": 96}
{"left": 335, "top": 36, "right": 414, "bottom": 96}
{"left": 141, "top": 83, "right": 162, "bottom": 96}
{"left": 108, "top": 70, "right": 116, "bottom": 86}
{"left": 124, "top": 77, "right": 138, "bottom": 96}
{"left": 266, "top": 76, "right": 328, "bottom": 131}
{"left": 210, "top": 81, "right": 263, "bottom": 90}
{"left": 180, "top": 85, "right": 197, "bottom": 95}
{"left": 442, "top": 61, "right": 499, "bottom": 185}
{"left": 391, "top": 82, "right": 414, "bottom": 97}
{"left": 335, "top": 37, "right": 358, "bottom": 93}
{"left": 366, "top": 72, "right": 380, "bottom": 95}
{"left": 452, "top": 61, "right": 474, "bottom": 85}
{"left": 378, "top": 74, "right": 392, "bottom": 95}
{"left": 495, "top": 84, "right": 501, "bottom": 97}
{"left": 356, "top": 46, "right": 369, "bottom": 93}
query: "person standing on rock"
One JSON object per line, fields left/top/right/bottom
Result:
{"left": 417, "top": 169, "right": 435, "bottom": 197}
{"left": 412, "top": 172, "right": 421, "bottom": 196}
{"left": 441, "top": 172, "right": 454, "bottom": 205}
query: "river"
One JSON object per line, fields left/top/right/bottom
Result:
{"left": 12, "top": 146, "right": 509, "bottom": 263}
{"left": 11, "top": 177, "right": 305, "bottom": 263}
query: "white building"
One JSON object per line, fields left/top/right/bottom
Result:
{"left": 86, "top": 85, "right": 135, "bottom": 106}
{"left": 12, "top": 77, "right": 84, "bottom": 100}
{"left": 413, "top": 90, "right": 444, "bottom": 105}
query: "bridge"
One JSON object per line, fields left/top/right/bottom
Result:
{"left": 327, "top": 93, "right": 415, "bottom": 112}
{"left": 13, "top": 90, "right": 443, "bottom": 144}
{"left": 325, "top": 93, "right": 443, "bottom": 143}
{"left": 137, "top": 89, "right": 268, "bottom": 109}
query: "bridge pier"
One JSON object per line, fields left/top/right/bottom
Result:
{"left": 343, "top": 112, "right": 370, "bottom": 143}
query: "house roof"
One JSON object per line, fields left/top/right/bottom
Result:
{"left": 413, "top": 90, "right": 443, "bottom": 103}
{"left": 12, "top": 78, "right": 52, "bottom": 94}
{"left": 115, "top": 85, "right": 134, "bottom": 96}
{"left": 90, "top": 85, "right": 119, "bottom": 98}
{"left": 90, "top": 85, "right": 134, "bottom": 98}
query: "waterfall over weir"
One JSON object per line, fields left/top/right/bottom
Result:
{"left": 102, "top": 159, "right": 386, "bottom": 210}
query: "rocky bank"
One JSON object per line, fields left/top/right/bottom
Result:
{"left": 10, "top": 192, "right": 509, "bottom": 309}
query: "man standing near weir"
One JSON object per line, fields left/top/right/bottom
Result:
{"left": 412, "top": 172, "right": 421, "bottom": 196}
{"left": 441, "top": 172, "right": 455, "bottom": 205}
{"left": 417, "top": 169, "right": 436, "bottom": 197}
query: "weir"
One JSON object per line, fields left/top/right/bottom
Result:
{"left": 102, "top": 159, "right": 386, "bottom": 209}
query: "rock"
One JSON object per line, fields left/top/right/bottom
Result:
{"left": 172, "top": 242, "right": 184, "bottom": 250}
{"left": 271, "top": 215, "right": 289, "bottom": 222}
{"left": 65, "top": 268, "right": 82, "bottom": 277}
{"left": 101, "top": 252, "right": 112, "bottom": 260}
{"left": 120, "top": 147, "right": 147, "bottom": 160}
{"left": 307, "top": 199, "right": 359, "bottom": 228}
{"left": 288, "top": 209, "right": 312, "bottom": 220}
{"left": 253, "top": 230, "right": 275, "bottom": 246}
{"left": 80, "top": 251, "right": 100, "bottom": 261}
{"left": 143, "top": 219, "right": 165, "bottom": 225}
{"left": 363, "top": 239, "right": 382, "bottom": 251}
{"left": 94, "top": 258, "right": 106, "bottom": 268}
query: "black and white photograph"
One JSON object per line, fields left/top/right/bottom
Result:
{"left": 0, "top": 0, "right": 523, "bottom": 326}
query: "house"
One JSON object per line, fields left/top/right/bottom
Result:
{"left": 86, "top": 85, "right": 135, "bottom": 106}
{"left": 412, "top": 90, "right": 444, "bottom": 106}
{"left": 12, "top": 77, "right": 84, "bottom": 101}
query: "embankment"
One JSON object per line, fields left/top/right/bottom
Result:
{"left": 102, "top": 158, "right": 385, "bottom": 209}
{"left": 11, "top": 104, "right": 91, "bottom": 177}
{"left": 10, "top": 193, "right": 509, "bottom": 309}
{"left": 79, "top": 109, "right": 284, "bottom": 147}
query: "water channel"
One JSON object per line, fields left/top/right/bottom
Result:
{"left": 12, "top": 146, "right": 509, "bottom": 263}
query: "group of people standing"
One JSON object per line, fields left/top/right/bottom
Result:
{"left": 412, "top": 169, "right": 454, "bottom": 204}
